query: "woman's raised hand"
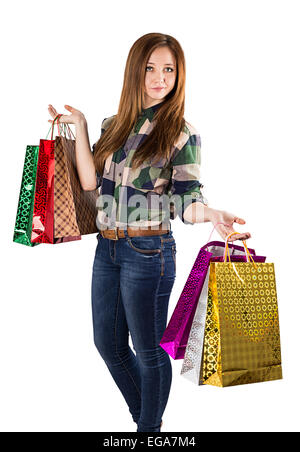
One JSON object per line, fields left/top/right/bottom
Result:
{"left": 48, "top": 104, "right": 86, "bottom": 126}
{"left": 208, "top": 208, "right": 251, "bottom": 242}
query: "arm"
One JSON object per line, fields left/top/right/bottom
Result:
{"left": 168, "top": 130, "right": 209, "bottom": 224}
{"left": 75, "top": 118, "right": 98, "bottom": 191}
{"left": 183, "top": 202, "right": 213, "bottom": 224}
{"left": 47, "top": 104, "right": 98, "bottom": 191}
{"left": 90, "top": 117, "right": 110, "bottom": 190}
{"left": 168, "top": 127, "right": 251, "bottom": 241}
{"left": 81, "top": 116, "right": 111, "bottom": 190}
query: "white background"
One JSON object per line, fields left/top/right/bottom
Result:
{"left": 1, "top": 0, "right": 299, "bottom": 432}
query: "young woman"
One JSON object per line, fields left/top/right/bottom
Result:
{"left": 48, "top": 33, "right": 251, "bottom": 432}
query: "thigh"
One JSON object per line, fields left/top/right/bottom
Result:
{"left": 92, "top": 236, "right": 129, "bottom": 350}
{"left": 120, "top": 233, "right": 176, "bottom": 351}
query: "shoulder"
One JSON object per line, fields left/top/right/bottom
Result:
{"left": 101, "top": 115, "right": 116, "bottom": 132}
{"left": 172, "top": 120, "right": 201, "bottom": 154}
{"left": 183, "top": 120, "right": 200, "bottom": 137}
{"left": 92, "top": 115, "right": 117, "bottom": 151}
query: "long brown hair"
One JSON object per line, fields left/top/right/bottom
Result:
{"left": 93, "top": 32, "right": 186, "bottom": 174}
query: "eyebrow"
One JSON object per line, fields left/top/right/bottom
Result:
{"left": 147, "top": 62, "right": 175, "bottom": 66}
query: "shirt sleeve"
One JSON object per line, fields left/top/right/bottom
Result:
{"left": 91, "top": 117, "right": 107, "bottom": 189}
{"left": 168, "top": 131, "right": 208, "bottom": 224}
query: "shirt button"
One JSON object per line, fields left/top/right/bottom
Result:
{"left": 119, "top": 172, "right": 122, "bottom": 177}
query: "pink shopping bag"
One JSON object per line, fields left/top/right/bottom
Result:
{"left": 159, "top": 223, "right": 258, "bottom": 359}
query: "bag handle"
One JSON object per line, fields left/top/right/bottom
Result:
{"left": 203, "top": 222, "right": 250, "bottom": 258}
{"left": 45, "top": 114, "right": 62, "bottom": 139}
{"left": 223, "top": 232, "right": 257, "bottom": 266}
{"left": 223, "top": 231, "right": 258, "bottom": 284}
{"left": 61, "top": 122, "right": 76, "bottom": 140}
{"left": 58, "top": 122, "right": 76, "bottom": 140}
{"left": 45, "top": 114, "right": 76, "bottom": 140}
{"left": 204, "top": 222, "right": 228, "bottom": 245}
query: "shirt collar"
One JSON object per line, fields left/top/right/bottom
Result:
{"left": 141, "top": 101, "right": 165, "bottom": 121}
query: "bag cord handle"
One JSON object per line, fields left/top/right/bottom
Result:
{"left": 223, "top": 232, "right": 258, "bottom": 284}
{"left": 203, "top": 222, "right": 250, "bottom": 259}
{"left": 45, "top": 114, "right": 76, "bottom": 140}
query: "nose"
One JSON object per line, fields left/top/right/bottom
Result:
{"left": 155, "top": 72, "right": 165, "bottom": 84}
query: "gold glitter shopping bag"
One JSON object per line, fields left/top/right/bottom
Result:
{"left": 201, "top": 232, "right": 282, "bottom": 387}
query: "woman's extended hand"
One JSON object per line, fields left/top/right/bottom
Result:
{"left": 48, "top": 104, "right": 86, "bottom": 126}
{"left": 208, "top": 208, "right": 251, "bottom": 242}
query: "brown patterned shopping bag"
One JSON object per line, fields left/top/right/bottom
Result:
{"left": 54, "top": 128, "right": 98, "bottom": 237}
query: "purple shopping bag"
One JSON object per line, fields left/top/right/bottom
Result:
{"left": 159, "top": 223, "right": 258, "bottom": 360}
{"left": 159, "top": 246, "right": 213, "bottom": 359}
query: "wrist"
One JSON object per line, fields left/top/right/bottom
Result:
{"left": 183, "top": 202, "right": 214, "bottom": 224}
{"left": 204, "top": 206, "right": 219, "bottom": 223}
{"left": 203, "top": 205, "right": 214, "bottom": 222}
{"left": 75, "top": 117, "right": 87, "bottom": 128}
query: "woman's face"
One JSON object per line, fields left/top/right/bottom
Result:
{"left": 143, "top": 46, "right": 177, "bottom": 108}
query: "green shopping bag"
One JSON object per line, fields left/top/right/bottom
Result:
{"left": 13, "top": 144, "right": 40, "bottom": 247}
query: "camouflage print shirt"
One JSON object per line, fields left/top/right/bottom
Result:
{"left": 92, "top": 101, "right": 208, "bottom": 230}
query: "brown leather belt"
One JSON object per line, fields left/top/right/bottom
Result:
{"left": 99, "top": 225, "right": 170, "bottom": 240}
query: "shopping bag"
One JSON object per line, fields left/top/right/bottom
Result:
{"left": 159, "top": 223, "right": 258, "bottom": 359}
{"left": 31, "top": 118, "right": 98, "bottom": 243}
{"left": 181, "top": 237, "right": 266, "bottom": 385}
{"left": 181, "top": 232, "right": 282, "bottom": 387}
{"left": 13, "top": 145, "right": 40, "bottom": 247}
{"left": 159, "top": 246, "right": 213, "bottom": 359}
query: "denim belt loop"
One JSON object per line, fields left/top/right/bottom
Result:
{"left": 160, "top": 235, "right": 164, "bottom": 249}
{"left": 123, "top": 226, "right": 129, "bottom": 239}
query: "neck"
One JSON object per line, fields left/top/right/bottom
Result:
{"left": 142, "top": 100, "right": 164, "bottom": 110}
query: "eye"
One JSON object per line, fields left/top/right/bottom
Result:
{"left": 145, "top": 66, "right": 174, "bottom": 72}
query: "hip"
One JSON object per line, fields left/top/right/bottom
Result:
{"left": 94, "top": 229, "right": 177, "bottom": 278}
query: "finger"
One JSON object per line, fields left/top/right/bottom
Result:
{"left": 48, "top": 105, "right": 58, "bottom": 119}
{"left": 220, "top": 222, "right": 234, "bottom": 235}
{"left": 233, "top": 217, "right": 246, "bottom": 224}
{"left": 218, "top": 224, "right": 234, "bottom": 241}
{"left": 48, "top": 115, "right": 67, "bottom": 123}
{"left": 64, "top": 105, "right": 75, "bottom": 112}
{"left": 48, "top": 104, "right": 57, "bottom": 114}
{"left": 56, "top": 115, "right": 67, "bottom": 123}
{"left": 221, "top": 224, "right": 251, "bottom": 241}
{"left": 220, "top": 225, "right": 232, "bottom": 239}
{"left": 228, "top": 232, "right": 251, "bottom": 241}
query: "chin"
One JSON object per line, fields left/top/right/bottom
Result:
{"left": 148, "top": 93, "right": 166, "bottom": 101}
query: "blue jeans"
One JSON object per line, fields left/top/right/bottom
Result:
{"left": 91, "top": 228, "right": 176, "bottom": 432}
